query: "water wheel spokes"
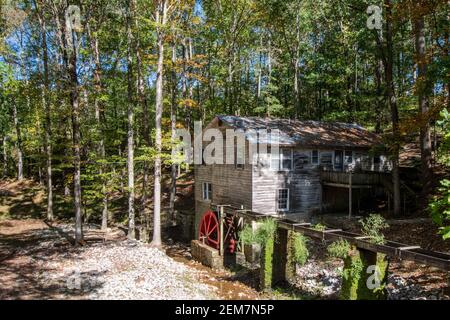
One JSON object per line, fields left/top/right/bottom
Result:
{"left": 198, "top": 210, "right": 220, "bottom": 249}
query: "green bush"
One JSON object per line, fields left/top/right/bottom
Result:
{"left": 292, "top": 233, "right": 309, "bottom": 265}
{"left": 312, "top": 223, "right": 326, "bottom": 231}
{"left": 240, "top": 218, "right": 277, "bottom": 247}
{"left": 430, "top": 179, "right": 450, "bottom": 240}
{"left": 327, "top": 239, "right": 351, "bottom": 259}
{"left": 359, "top": 214, "right": 388, "bottom": 244}
{"left": 430, "top": 109, "right": 450, "bottom": 240}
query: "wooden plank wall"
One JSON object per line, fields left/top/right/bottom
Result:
{"left": 194, "top": 120, "right": 392, "bottom": 231}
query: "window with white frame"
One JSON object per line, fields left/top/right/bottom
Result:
{"left": 271, "top": 148, "right": 293, "bottom": 171}
{"left": 277, "top": 188, "right": 289, "bottom": 211}
{"left": 202, "top": 182, "right": 212, "bottom": 201}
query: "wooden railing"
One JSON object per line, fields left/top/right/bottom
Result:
{"left": 320, "top": 170, "right": 391, "bottom": 186}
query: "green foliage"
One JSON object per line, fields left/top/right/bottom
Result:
{"left": 292, "top": 233, "right": 309, "bottom": 266}
{"left": 312, "top": 223, "right": 326, "bottom": 231}
{"left": 240, "top": 218, "right": 277, "bottom": 247}
{"left": 340, "top": 249, "right": 388, "bottom": 300}
{"left": 430, "top": 179, "right": 450, "bottom": 240}
{"left": 327, "top": 239, "right": 351, "bottom": 260}
{"left": 260, "top": 234, "right": 275, "bottom": 291}
{"left": 430, "top": 109, "right": 450, "bottom": 240}
{"left": 359, "top": 214, "right": 388, "bottom": 245}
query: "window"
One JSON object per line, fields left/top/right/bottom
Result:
{"left": 345, "top": 151, "right": 353, "bottom": 164}
{"left": 202, "top": 183, "right": 212, "bottom": 201}
{"left": 281, "top": 149, "right": 293, "bottom": 170}
{"left": 277, "top": 188, "right": 289, "bottom": 211}
{"left": 334, "top": 150, "right": 344, "bottom": 171}
{"left": 294, "top": 151, "right": 310, "bottom": 171}
{"left": 271, "top": 148, "right": 293, "bottom": 171}
{"left": 312, "top": 150, "right": 319, "bottom": 165}
{"left": 320, "top": 151, "right": 333, "bottom": 170}
{"left": 201, "top": 149, "right": 206, "bottom": 166}
{"left": 374, "top": 155, "right": 381, "bottom": 165}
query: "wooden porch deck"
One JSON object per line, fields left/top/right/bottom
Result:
{"left": 320, "top": 170, "right": 391, "bottom": 189}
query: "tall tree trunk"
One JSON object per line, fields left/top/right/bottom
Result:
{"left": 375, "top": 59, "right": 384, "bottom": 133}
{"left": 67, "top": 24, "right": 83, "bottom": 244}
{"left": 133, "top": 0, "right": 150, "bottom": 241}
{"left": 169, "top": 44, "right": 178, "bottom": 225}
{"left": 126, "top": 0, "right": 135, "bottom": 240}
{"left": 36, "top": 1, "right": 53, "bottom": 220}
{"left": 152, "top": 0, "right": 167, "bottom": 247}
{"left": 2, "top": 136, "right": 7, "bottom": 178}
{"left": 182, "top": 38, "right": 191, "bottom": 131}
{"left": 413, "top": 13, "right": 433, "bottom": 199}
{"left": 384, "top": 0, "right": 401, "bottom": 216}
{"left": 87, "top": 20, "right": 108, "bottom": 230}
{"left": 13, "top": 102, "right": 23, "bottom": 181}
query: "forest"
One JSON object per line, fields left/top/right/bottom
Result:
{"left": 0, "top": 0, "right": 449, "bottom": 301}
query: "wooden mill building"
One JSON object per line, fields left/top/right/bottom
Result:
{"left": 194, "top": 115, "right": 392, "bottom": 233}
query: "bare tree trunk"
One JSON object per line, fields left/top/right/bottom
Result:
{"left": 413, "top": 13, "right": 433, "bottom": 199}
{"left": 182, "top": 38, "right": 191, "bottom": 131}
{"left": 126, "top": 0, "right": 135, "bottom": 240}
{"left": 257, "top": 46, "right": 262, "bottom": 103}
{"left": 2, "top": 136, "right": 7, "bottom": 178}
{"left": 87, "top": 19, "right": 108, "bottom": 230}
{"left": 36, "top": 1, "right": 53, "bottom": 220}
{"left": 13, "top": 102, "right": 23, "bottom": 181}
{"left": 152, "top": 0, "right": 167, "bottom": 247}
{"left": 68, "top": 28, "right": 83, "bottom": 244}
{"left": 169, "top": 44, "right": 178, "bottom": 225}
{"left": 375, "top": 59, "right": 384, "bottom": 133}
{"left": 132, "top": 0, "right": 150, "bottom": 241}
{"left": 384, "top": 0, "right": 401, "bottom": 216}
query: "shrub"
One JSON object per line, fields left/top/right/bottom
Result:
{"left": 327, "top": 239, "right": 351, "bottom": 259}
{"left": 312, "top": 223, "right": 326, "bottom": 231}
{"left": 240, "top": 218, "right": 277, "bottom": 247}
{"left": 292, "top": 233, "right": 309, "bottom": 265}
{"left": 429, "top": 109, "right": 450, "bottom": 240}
{"left": 359, "top": 214, "right": 388, "bottom": 244}
{"left": 430, "top": 179, "right": 450, "bottom": 240}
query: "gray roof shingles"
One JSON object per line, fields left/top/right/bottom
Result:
{"left": 216, "top": 115, "right": 380, "bottom": 149}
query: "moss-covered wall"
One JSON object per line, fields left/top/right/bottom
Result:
{"left": 260, "top": 228, "right": 297, "bottom": 291}
{"left": 260, "top": 234, "right": 275, "bottom": 291}
{"left": 340, "top": 247, "right": 389, "bottom": 300}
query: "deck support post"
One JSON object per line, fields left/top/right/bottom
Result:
{"left": 219, "top": 205, "right": 224, "bottom": 256}
{"left": 340, "top": 247, "right": 389, "bottom": 300}
{"left": 348, "top": 172, "right": 353, "bottom": 218}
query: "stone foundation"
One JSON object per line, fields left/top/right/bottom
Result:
{"left": 191, "top": 240, "right": 223, "bottom": 269}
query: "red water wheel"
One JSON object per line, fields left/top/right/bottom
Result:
{"left": 198, "top": 210, "right": 220, "bottom": 250}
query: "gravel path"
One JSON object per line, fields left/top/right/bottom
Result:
{"left": 44, "top": 241, "right": 218, "bottom": 300}
{"left": 0, "top": 220, "right": 218, "bottom": 300}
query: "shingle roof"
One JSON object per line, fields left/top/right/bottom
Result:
{"left": 216, "top": 115, "right": 380, "bottom": 149}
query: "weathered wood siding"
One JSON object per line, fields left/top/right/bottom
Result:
{"left": 194, "top": 162, "right": 253, "bottom": 235}
{"left": 194, "top": 120, "right": 392, "bottom": 230}
{"left": 252, "top": 148, "right": 322, "bottom": 220}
